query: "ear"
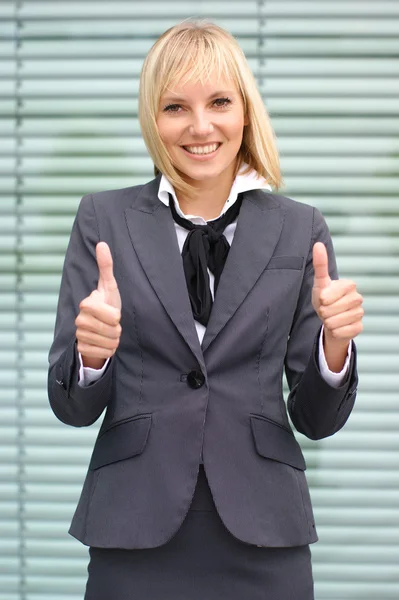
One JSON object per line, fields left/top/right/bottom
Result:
{"left": 243, "top": 113, "right": 250, "bottom": 126}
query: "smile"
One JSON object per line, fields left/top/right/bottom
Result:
{"left": 181, "top": 143, "right": 221, "bottom": 160}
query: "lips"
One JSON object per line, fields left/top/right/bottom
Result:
{"left": 182, "top": 142, "right": 221, "bottom": 155}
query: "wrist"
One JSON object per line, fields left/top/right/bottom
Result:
{"left": 323, "top": 328, "right": 350, "bottom": 352}
{"left": 322, "top": 329, "right": 350, "bottom": 373}
{"left": 81, "top": 356, "right": 107, "bottom": 370}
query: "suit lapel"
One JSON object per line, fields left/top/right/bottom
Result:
{"left": 201, "top": 190, "right": 285, "bottom": 352}
{"left": 124, "top": 178, "right": 205, "bottom": 370}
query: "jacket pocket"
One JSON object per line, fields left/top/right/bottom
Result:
{"left": 250, "top": 414, "right": 306, "bottom": 470}
{"left": 266, "top": 256, "right": 304, "bottom": 270}
{"left": 89, "top": 414, "right": 152, "bottom": 470}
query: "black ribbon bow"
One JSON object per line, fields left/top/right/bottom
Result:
{"left": 169, "top": 193, "right": 243, "bottom": 326}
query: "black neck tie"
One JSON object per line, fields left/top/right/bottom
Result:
{"left": 169, "top": 193, "right": 243, "bottom": 326}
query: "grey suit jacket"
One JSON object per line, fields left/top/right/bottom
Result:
{"left": 48, "top": 176, "right": 358, "bottom": 549}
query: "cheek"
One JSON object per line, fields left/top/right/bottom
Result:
{"left": 224, "top": 115, "right": 245, "bottom": 145}
{"left": 156, "top": 119, "right": 179, "bottom": 147}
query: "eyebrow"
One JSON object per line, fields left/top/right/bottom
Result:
{"left": 161, "top": 90, "right": 236, "bottom": 104}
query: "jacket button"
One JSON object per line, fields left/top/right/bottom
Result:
{"left": 186, "top": 370, "right": 205, "bottom": 389}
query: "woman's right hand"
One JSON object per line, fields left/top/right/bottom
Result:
{"left": 75, "top": 242, "right": 122, "bottom": 369}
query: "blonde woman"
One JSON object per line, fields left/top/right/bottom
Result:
{"left": 48, "top": 21, "right": 363, "bottom": 600}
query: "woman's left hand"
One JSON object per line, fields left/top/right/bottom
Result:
{"left": 312, "top": 242, "right": 364, "bottom": 371}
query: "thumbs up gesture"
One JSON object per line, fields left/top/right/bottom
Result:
{"left": 312, "top": 242, "right": 363, "bottom": 370}
{"left": 75, "top": 242, "right": 122, "bottom": 369}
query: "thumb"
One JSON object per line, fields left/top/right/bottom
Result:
{"left": 312, "top": 242, "right": 331, "bottom": 290}
{"left": 96, "top": 242, "right": 120, "bottom": 305}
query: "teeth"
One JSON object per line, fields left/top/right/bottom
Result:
{"left": 184, "top": 143, "right": 219, "bottom": 155}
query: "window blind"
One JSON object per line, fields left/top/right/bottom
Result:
{"left": 1, "top": 1, "right": 398, "bottom": 598}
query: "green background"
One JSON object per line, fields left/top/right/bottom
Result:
{"left": 1, "top": 1, "right": 399, "bottom": 598}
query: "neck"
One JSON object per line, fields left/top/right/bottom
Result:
{"left": 176, "top": 164, "right": 237, "bottom": 221}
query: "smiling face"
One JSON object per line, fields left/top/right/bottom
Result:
{"left": 156, "top": 75, "right": 247, "bottom": 189}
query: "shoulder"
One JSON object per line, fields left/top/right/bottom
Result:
{"left": 260, "top": 190, "right": 326, "bottom": 231}
{"left": 260, "top": 191, "right": 315, "bottom": 217}
{"left": 254, "top": 190, "right": 329, "bottom": 247}
{"left": 86, "top": 176, "right": 159, "bottom": 213}
{"left": 74, "top": 177, "right": 161, "bottom": 240}
{"left": 77, "top": 174, "right": 160, "bottom": 213}
{"left": 73, "top": 178, "right": 159, "bottom": 238}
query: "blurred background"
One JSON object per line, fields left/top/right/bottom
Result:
{"left": 1, "top": 1, "right": 399, "bottom": 598}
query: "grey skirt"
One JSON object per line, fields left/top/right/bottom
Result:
{"left": 85, "top": 466, "right": 314, "bottom": 600}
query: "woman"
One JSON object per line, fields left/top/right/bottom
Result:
{"left": 48, "top": 21, "right": 363, "bottom": 600}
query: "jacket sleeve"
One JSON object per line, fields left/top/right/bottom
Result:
{"left": 284, "top": 207, "right": 358, "bottom": 440}
{"left": 48, "top": 194, "right": 115, "bottom": 427}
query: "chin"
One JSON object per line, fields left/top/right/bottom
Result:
{"left": 177, "top": 162, "right": 233, "bottom": 183}
{"left": 185, "top": 170, "right": 222, "bottom": 182}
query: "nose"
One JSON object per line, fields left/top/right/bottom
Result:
{"left": 188, "top": 111, "right": 214, "bottom": 137}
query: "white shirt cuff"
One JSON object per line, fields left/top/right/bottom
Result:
{"left": 78, "top": 352, "right": 109, "bottom": 388}
{"left": 318, "top": 326, "right": 352, "bottom": 388}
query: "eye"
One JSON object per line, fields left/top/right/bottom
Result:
{"left": 213, "top": 97, "right": 232, "bottom": 108}
{"left": 163, "top": 104, "right": 182, "bottom": 113}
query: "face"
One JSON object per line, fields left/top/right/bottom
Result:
{"left": 156, "top": 73, "right": 248, "bottom": 187}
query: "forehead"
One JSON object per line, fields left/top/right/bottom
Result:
{"left": 161, "top": 74, "right": 239, "bottom": 100}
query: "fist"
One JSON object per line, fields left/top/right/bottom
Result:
{"left": 312, "top": 242, "right": 364, "bottom": 343}
{"left": 75, "top": 242, "right": 122, "bottom": 368}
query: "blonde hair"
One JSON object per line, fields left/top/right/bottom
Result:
{"left": 139, "top": 20, "right": 282, "bottom": 195}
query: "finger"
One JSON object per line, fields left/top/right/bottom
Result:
{"left": 324, "top": 306, "right": 364, "bottom": 331}
{"left": 79, "top": 293, "right": 121, "bottom": 326}
{"left": 75, "top": 311, "right": 121, "bottom": 339}
{"left": 312, "top": 242, "right": 331, "bottom": 289}
{"left": 319, "top": 280, "right": 357, "bottom": 306}
{"left": 324, "top": 321, "right": 363, "bottom": 341}
{"left": 96, "top": 242, "right": 118, "bottom": 294}
{"left": 318, "top": 290, "right": 363, "bottom": 319}
{"left": 77, "top": 342, "right": 117, "bottom": 360}
{"left": 76, "top": 329, "right": 120, "bottom": 351}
